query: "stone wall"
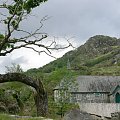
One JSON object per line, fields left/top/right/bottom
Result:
{"left": 90, "top": 112, "right": 120, "bottom": 120}
{"left": 111, "top": 112, "right": 120, "bottom": 120}
{"left": 79, "top": 103, "right": 120, "bottom": 117}
{"left": 75, "top": 93, "right": 109, "bottom": 103}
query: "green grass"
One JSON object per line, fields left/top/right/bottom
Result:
{"left": 84, "top": 48, "right": 120, "bottom": 67}
{"left": 0, "top": 114, "right": 53, "bottom": 120}
{"left": 91, "top": 66, "right": 120, "bottom": 75}
{"left": 0, "top": 114, "right": 14, "bottom": 120}
{"left": 17, "top": 118, "right": 44, "bottom": 120}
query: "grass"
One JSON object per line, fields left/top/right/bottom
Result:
{"left": 0, "top": 114, "right": 14, "bottom": 120}
{"left": 0, "top": 114, "right": 54, "bottom": 120}
{"left": 91, "top": 66, "right": 120, "bottom": 75}
{"left": 84, "top": 47, "right": 120, "bottom": 67}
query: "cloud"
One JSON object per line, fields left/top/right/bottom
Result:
{"left": 29, "top": 0, "right": 120, "bottom": 41}
{"left": 0, "top": 37, "right": 76, "bottom": 74}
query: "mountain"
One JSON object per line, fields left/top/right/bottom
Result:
{"left": 28, "top": 35, "right": 120, "bottom": 76}
{"left": 27, "top": 35, "right": 120, "bottom": 117}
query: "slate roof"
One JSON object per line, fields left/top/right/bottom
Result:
{"left": 76, "top": 76, "right": 120, "bottom": 92}
{"left": 54, "top": 76, "right": 120, "bottom": 93}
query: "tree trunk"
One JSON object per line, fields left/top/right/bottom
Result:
{"left": 0, "top": 73, "right": 47, "bottom": 117}
{"left": 34, "top": 91, "right": 48, "bottom": 116}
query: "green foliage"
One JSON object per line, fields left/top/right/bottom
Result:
{"left": 0, "top": 33, "right": 15, "bottom": 51}
{"left": 6, "top": 0, "right": 48, "bottom": 15}
{"left": 24, "top": 0, "right": 48, "bottom": 12}
{"left": 55, "top": 103, "right": 79, "bottom": 117}
{"left": 0, "top": 88, "right": 6, "bottom": 102}
{"left": 54, "top": 73, "right": 78, "bottom": 117}
{"left": 0, "top": 34, "right": 4, "bottom": 40}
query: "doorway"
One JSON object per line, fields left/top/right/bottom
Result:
{"left": 115, "top": 92, "right": 120, "bottom": 103}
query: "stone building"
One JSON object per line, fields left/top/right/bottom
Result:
{"left": 54, "top": 76, "right": 120, "bottom": 103}
{"left": 54, "top": 76, "right": 120, "bottom": 117}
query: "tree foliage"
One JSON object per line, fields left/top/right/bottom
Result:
{"left": 55, "top": 73, "right": 78, "bottom": 117}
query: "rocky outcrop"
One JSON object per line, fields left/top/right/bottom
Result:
{"left": 63, "top": 109, "right": 93, "bottom": 120}
{"left": 63, "top": 109, "right": 120, "bottom": 120}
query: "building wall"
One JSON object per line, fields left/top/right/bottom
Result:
{"left": 79, "top": 103, "right": 120, "bottom": 117}
{"left": 54, "top": 89, "right": 70, "bottom": 103}
{"left": 110, "top": 94, "right": 115, "bottom": 103}
{"left": 71, "top": 93, "right": 109, "bottom": 103}
{"left": 54, "top": 90, "right": 110, "bottom": 103}
{"left": 54, "top": 90, "right": 59, "bottom": 102}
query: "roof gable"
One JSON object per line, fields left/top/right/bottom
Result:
{"left": 110, "top": 85, "right": 120, "bottom": 95}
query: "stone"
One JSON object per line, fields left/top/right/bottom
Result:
{"left": 63, "top": 109, "right": 93, "bottom": 120}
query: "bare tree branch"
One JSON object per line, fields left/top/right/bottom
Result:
{"left": 0, "top": 0, "right": 72, "bottom": 58}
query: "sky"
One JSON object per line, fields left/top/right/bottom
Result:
{"left": 0, "top": 0, "right": 120, "bottom": 73}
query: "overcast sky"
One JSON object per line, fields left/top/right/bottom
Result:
{"left": 0, "top": 0, "right": 120, "bottom": 73}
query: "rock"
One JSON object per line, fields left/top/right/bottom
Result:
{"left": 63, "top": 109, "right": 93, "bottom": 120}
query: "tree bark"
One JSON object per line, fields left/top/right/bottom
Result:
{"left": 0, "top": 73, "right": 47, "bottom": 117}
{"left": 34, "top": 91, "right": 48, "bottom": 116}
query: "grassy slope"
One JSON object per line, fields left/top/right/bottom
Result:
{"left": 28, "top": 35, "right": 120, "bottom": 75}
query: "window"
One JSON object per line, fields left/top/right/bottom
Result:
{"left": 95, "top": 93, "right": 101, "bottom": 97}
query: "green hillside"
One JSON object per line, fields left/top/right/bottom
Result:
{"left": 28, "top": 35, "right": 120, "bottom": 76}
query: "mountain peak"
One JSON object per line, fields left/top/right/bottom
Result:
{"left": 86, "top": 35, "right": 118, "bottom": 48}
